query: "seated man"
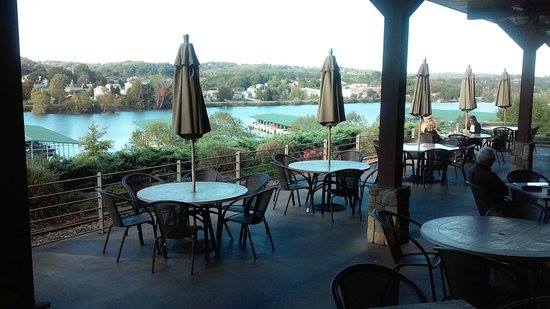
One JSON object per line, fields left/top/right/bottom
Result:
{"left": 467, "top": 147, "right": 510, "bottom": 213}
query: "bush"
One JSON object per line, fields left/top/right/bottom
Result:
{"left": 255, "top": 139, "right": 287, "bottom": 164}
{"left": 27, "top": 161, "right": 63, "bottom": 220}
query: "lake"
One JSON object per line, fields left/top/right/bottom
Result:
{"left": 24, "top": 102, "right": 498, "bottom": 151}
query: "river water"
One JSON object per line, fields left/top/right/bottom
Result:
{"left": 24, "top": 102, "right": 498, "bottom": 151}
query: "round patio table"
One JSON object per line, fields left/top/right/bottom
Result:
{"left": 138, "top": 181, "right": 248, "bottom": 256}
{"left": 288, "top": 159, "right": 370, "bottom": 212}
{"left": 420, "top": 215, "right": 550, "bottom": 261}
{"left": 402, "top": 142, "right": 459, "bottom": 154}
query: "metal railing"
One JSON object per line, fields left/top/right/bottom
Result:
{"left": 28, "top": 134, "right": 378, "bottom": 246}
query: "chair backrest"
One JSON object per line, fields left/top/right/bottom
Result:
{"left": 121, "top": 172, "right": 164, "bottom": 202}
{"left": 183, "top": 168, "right": 223, "bottom": 182}
{"left": 372, "top": 209, "right": 405, "bottom": 262}
{"left": 492, "top": 127, "right": 511, "bottom": 150}
{"left": 331, "top": 263, "right": 427, "bottom": 309}
{"left": 506, "top": 170, "right": 549, "bottom": 183}
{"left": 419, "top": 132, "right": 436, "bottom": 143}
{"left": 234, "top": 173, "right": 270, "bottom": 206}
{"left": 435, "top": 247, "right": 520, "bottom": 308}
{"left": 500, "top": 296, "right": 550, "bottom": 309}
{"left": 424, "top": 149, "right": 450, "bottom": 170}
{"left": 244, "top": 187, "right": 276, "bottom": 224}
{"left": 270, "top": 162, "right": 294, "bottom": 190}
{"left": 447, "top": 134, "right": 470, "bottom": 147}
{"left": 493, "top": 127, "right": 511, "bottom": 139}
{"left": 271, "top": 153, "right": 298, "bottom": 167}
{"left": 336, "top": 150, "right": 364, "bottom": 162}
{"left": 505, "top": 190, "right": 547, "bottom": 223}
{"left": 97, "top": 189, "right": 125, "bottom": 227}
{"left": 465, "top": 181, "right": 493, "bottom": 216}
{"left": 149, "top": 201, "right": 197, "bottom": 239}
{"left": 323, "top": 169, "right": 364, "bottom": 198}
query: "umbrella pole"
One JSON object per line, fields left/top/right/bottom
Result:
{"left": 504, "top": 109, "right": 507, "bottom": 125}
{"left": 191, "top": 139, "right": 196, "bottom": 193}
{"left": 417, "top": 118, "right": 421, "bottom": 150}
{"left": 327, "top": 126, "right": 332, "bottom": 166}
{"left": 464, "top": 111, "right": 469, "bottom": 131}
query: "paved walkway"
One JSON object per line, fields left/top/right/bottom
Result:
{"left": 33, "top": 146, "right": 550, "bottom": 308}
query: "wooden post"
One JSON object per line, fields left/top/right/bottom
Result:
{"left": 516, "top": 46, "right": 537, "bottom": 142}
{"left": 176, "top": 160, "right": 182, "bottom": 182}
{"left": 97, "top": 172, "right": 104, "bottom": 233}
{"left": 235, "top": 151, "right": 241, "bottom": 178}
{"left": 355, "top": 134, "right": 360, "bottom": 151}
{"left": 284, "top": 144, "right": 289, "bottom": 155}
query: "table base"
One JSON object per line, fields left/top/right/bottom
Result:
{"left": 169, "top": 239, "right": 214, "bottom": 254}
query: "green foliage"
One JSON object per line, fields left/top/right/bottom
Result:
{"left": 30, "top": 90, "right": 51, "bottom": 114}
{"left": 497, "top": 93, "right": 550, "bottom": 137}
{"left": 47, "top": 66, "right": 74, "bottom": 82}
{"left": 22, "top": 79, "right": 34, "bottom": 100}
{"left": 130, "top": 122, "right": 185, "bottom": 149}
{"left": 217, "top": 85, "right": 233, "bottom": 101}
{"left": 255, "top": 139, "right": 287, "bottom": 164}
{"left": 48, "top": 73, "right": 70, "bottom": 103}
{"left": 78, "top": 122, "right": 113, "bottom": 157}
{"left": 69, "top": 93, "right": 94, "bottom": 113}
{"left": 289, "top": 116, "right": 320, "bottom": 132}
{"left": 96, "top": 93, "right": 122, "bottom": 113}
{"left": 26, "top": 160, "right": 62, "bottom": 219}
{"left": 125, "top": 80, "right": 154, "bottom": 110}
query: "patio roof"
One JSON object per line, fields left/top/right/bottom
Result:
{"left": 24, "top": 125, "right": 79, "bottom": 144}
{"left": 251, "top": 113, "right": 299, "bottom": 128}
{"left": 430, "top": 0, "right": 550, "bottom": 47}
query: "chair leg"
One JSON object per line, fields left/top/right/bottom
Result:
{"left": 203, "top": 227, "right": 210, "bottom": 261}
{"left": 296, "top": 190, "right": 302, "bottom": 207}
{"left": 239, "top": 224, "right": 245, "bottom": 245}
{"left": 151, "top": 223, "right": 160, "bottom": 255}
{"left": 116, "top": 227, "right": 130, "bottom": 263}
{"left": 137, "top": 224, "right": 144, "bottom": 245}
{"left": 224, "top": 222, "right": 233, "bottom": 240}
{"left": 151, "top": 237, "right": 159, "bottom": 273}
{"left": 290, "top": 191, "right": 296, "bottom": 206}
{"left": 191, "top": 235, "right": 196, "bottom": 276}
{"left": 439, "top": 265, "right": 447, "bottom": 298}
{"left": 102, "top": 226, "right": 112, "bottom": 254}
{"left": 246, "top": 225, "right": 257, "bottom": 259}
{"left": 272, "top": 188, "right": 280, "bottom": 209}
{"left": 284, "top": 192, "right": 293, "bottom": 215}
{"left": 263, "top": 219, "right": 275, "bottom": 251}
{"left": 428, "top": 267, "right": 437, "bottom": 301}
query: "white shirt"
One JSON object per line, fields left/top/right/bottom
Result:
{"left": 470, "top": 124, "right": 476, "bottom": 133}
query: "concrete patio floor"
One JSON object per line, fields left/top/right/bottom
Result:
{"left": 33, "top": 146, "right": 550, "bottom": 308}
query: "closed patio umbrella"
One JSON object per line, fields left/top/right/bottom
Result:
{"left": 410, "top": 59, "right": 432, "bottom": 148}
{"left": 318, "top": 48, "right": 345, "bottom": 165}
{"left": 495, "top": 68, "right": 512, "bottom": 124}
{"left": 172, "top": 34, "right": 211, "bottom": 192}
{"left": 459, "top": 65, "right": 476, "bottom": 130}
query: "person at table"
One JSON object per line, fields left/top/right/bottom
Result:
{"left": 422, "top": 118, "right": 442, "bottom": 143}
{"left": 467, "top": 147, "right": 510, "bottom": 213}
{"left": 468, "top": 115, "right": 481, "bottom": 134}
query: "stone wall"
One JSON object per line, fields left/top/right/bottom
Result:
{"left": 510, "top": 141, "right": 534, "bottom": 171}
{"left": 366, "top": 185, "right": 411, "bottom": 245}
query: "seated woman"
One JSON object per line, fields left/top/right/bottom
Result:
{"left": 468, "top": 115, "right": 481, "bottom": 134}
{"left": 423, "top": 118, "right": 442, "bottom": 143}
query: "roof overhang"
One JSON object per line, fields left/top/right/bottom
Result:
{"left": 430, "top": 0, "right": 550, "bottom": 47}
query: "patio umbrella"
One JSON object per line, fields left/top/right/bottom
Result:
{"left": 317, "top": 49, "right": 345, "bottom": 165}
{"left": 410, "top": 59, "right": 432, "bottom": 148}
{"left": 172, "top": 34, "right": 211, "bottom": 192}
{"left": 459, "top": 65, "right": 476, "bottom": 130}
{"left": 495, "top": 68, "right": 512, "bottom": 124}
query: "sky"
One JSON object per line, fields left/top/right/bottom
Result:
{"left": 17, "top": 0, "right": 550, "bottom": 76}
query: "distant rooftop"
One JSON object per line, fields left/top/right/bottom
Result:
{"left": 25, "top": 125, "right": 79, "bottom": 144}
{"left": 251, "top": 113, "right": 299, "bottom": 128}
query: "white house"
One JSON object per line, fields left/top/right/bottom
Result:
{"left": 300, "top": 87, "right": 321, "bottom": 98}
{"left": 93, "top": 86, "right": 107, "bottom": 99}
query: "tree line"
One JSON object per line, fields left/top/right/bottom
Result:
{"left": 21, "top": 57, "right": 550, "bottom": 115}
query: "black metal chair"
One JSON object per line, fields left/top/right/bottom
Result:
{"left": 421, "top": 149, "right": 450, "bottom": 186}
{"left": 334, "top": 149, "right": 364, "bottom": 162}
{"left": 419, "top": 132, "right": 437, "bottom": 143}
{"left": 358, "top": 161, "right": 378, "bottom": 206}
{"left": 121, "top": 172, "right": 164, "bottom": 211}
{"left": 97, "top": 189, "right": 157, "bottom": 263}
{"left": 270, "top": 162, "right": 310, "bottom": 215}
{"left": 501, "top": 200, "right": 547, "bottom": 223}
{"left": 372, "top": 209, "right": 445, "bottom": 301}
{"left": 500, "top": 296, "right": 550, "bottom": 309}
{"left": 506, "top": 170, "right": 550, "bottom": 183}
{"left": 221, "top": 187, "right": 276, "bottom": 259}
{"left": 223, "top": 173, "right": 271, "bottom": 213}
{"left": 493, "top": 127, "right": 512, "bottom": 164}
{"left": 435, "top": 247, "right": 521, "bottom": 308}
{"left": 331, "top": 263, "right": 428, "bottom": 309}
{"left": 447, "top": 133, "right": 470, "bottom": 148}
{"left": 321, "top": 169, "right": 364, "bottom": 223}
{"left": 466, "top": 180, "right": 505, "bottom": 216}
{"left": 447, "top": 145, "right": 475, "bottom": 181}
{"left": 271, "top": 153, "right": 299, "bottom": 167}
{"left": 182, "top": 168, "right": 224, "bottom": 182}
{"left": 149, "top": 201, "right": 206, "bottom": 275}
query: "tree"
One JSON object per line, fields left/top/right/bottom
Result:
{"left": 69, "top": 93, "right": 94, "bottom": 113}
{"left": 21, "top": 57, "right": 36, "bottom": 75}
{"left": 79, "top": 122, "right": 113, "bottom": 156}
{"left": 97, "top": 93, "right": 121, "bottom": 113}
{"left": 125, "top": 80, "right": 154, "bottom": 109}
{"left": 289, "top": 116, "right": 320, "bottom": 132}
{"left": 73, "top": 64, "right": 92, "bottom": 80}
{"left": 217, "top": 85, "right": 233, "bottom": 101}
{"left": 130, "top": 122, "right": 184, "bottom": 149}
{"left": 28, "top": 63, "right": 47, "bottom": 83}
{"left": 22, "top": 79, "right": 34, "bottom": 100}
{"left": 48, "top": 73, "right": 70, "bottom": 103}
{"left": 47, "top": 66, "right": 74, "bottom": 81}
{"left": 30, "top": 90, "right": 51, "bottom": 114}
{"left": 149, "top": 75, "right": 171, "bottom": 108}
{"left": 76, "top": 74, "right": 91, "bottom": 85}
